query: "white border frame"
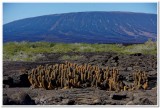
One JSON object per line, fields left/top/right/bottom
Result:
{"left": 0, "top": 1, "right": 159, "bottom": 108}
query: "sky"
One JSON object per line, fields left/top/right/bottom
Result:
{"left": 3, "top": 3, "right": 157, "bottom": 24}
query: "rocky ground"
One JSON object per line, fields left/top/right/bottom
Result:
{"left": 3, "top": 52, "right": 157, "bottom": 105}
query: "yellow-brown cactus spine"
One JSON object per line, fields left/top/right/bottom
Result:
{"left": 81, "top": 72, "right": 84, "bottom": 83}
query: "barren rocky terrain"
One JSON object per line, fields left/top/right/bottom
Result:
{"left": 3, "top": 52, "right": 157, "bottom": 105}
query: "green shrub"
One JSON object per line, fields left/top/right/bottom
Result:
{"left": 3, "top": 40, "right": 157, "bottom": 61}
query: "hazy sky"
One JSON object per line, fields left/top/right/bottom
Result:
{"left": 3, "top": 3, "right": 157, "bottom": 24}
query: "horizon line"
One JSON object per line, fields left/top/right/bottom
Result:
{"left": 3, "top": 10, "right": 157, "bottom": 25}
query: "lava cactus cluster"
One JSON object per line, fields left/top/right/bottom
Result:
{"left": 28, "top": 61, "right": 148, "bottom": 91}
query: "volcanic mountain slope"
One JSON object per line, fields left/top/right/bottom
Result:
{"left": 3, "top": 11, "right": 157, "bottom": 43}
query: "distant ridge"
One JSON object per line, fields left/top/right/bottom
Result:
{"left": 3, "top": 11, "right": 157, "bottom": 43}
